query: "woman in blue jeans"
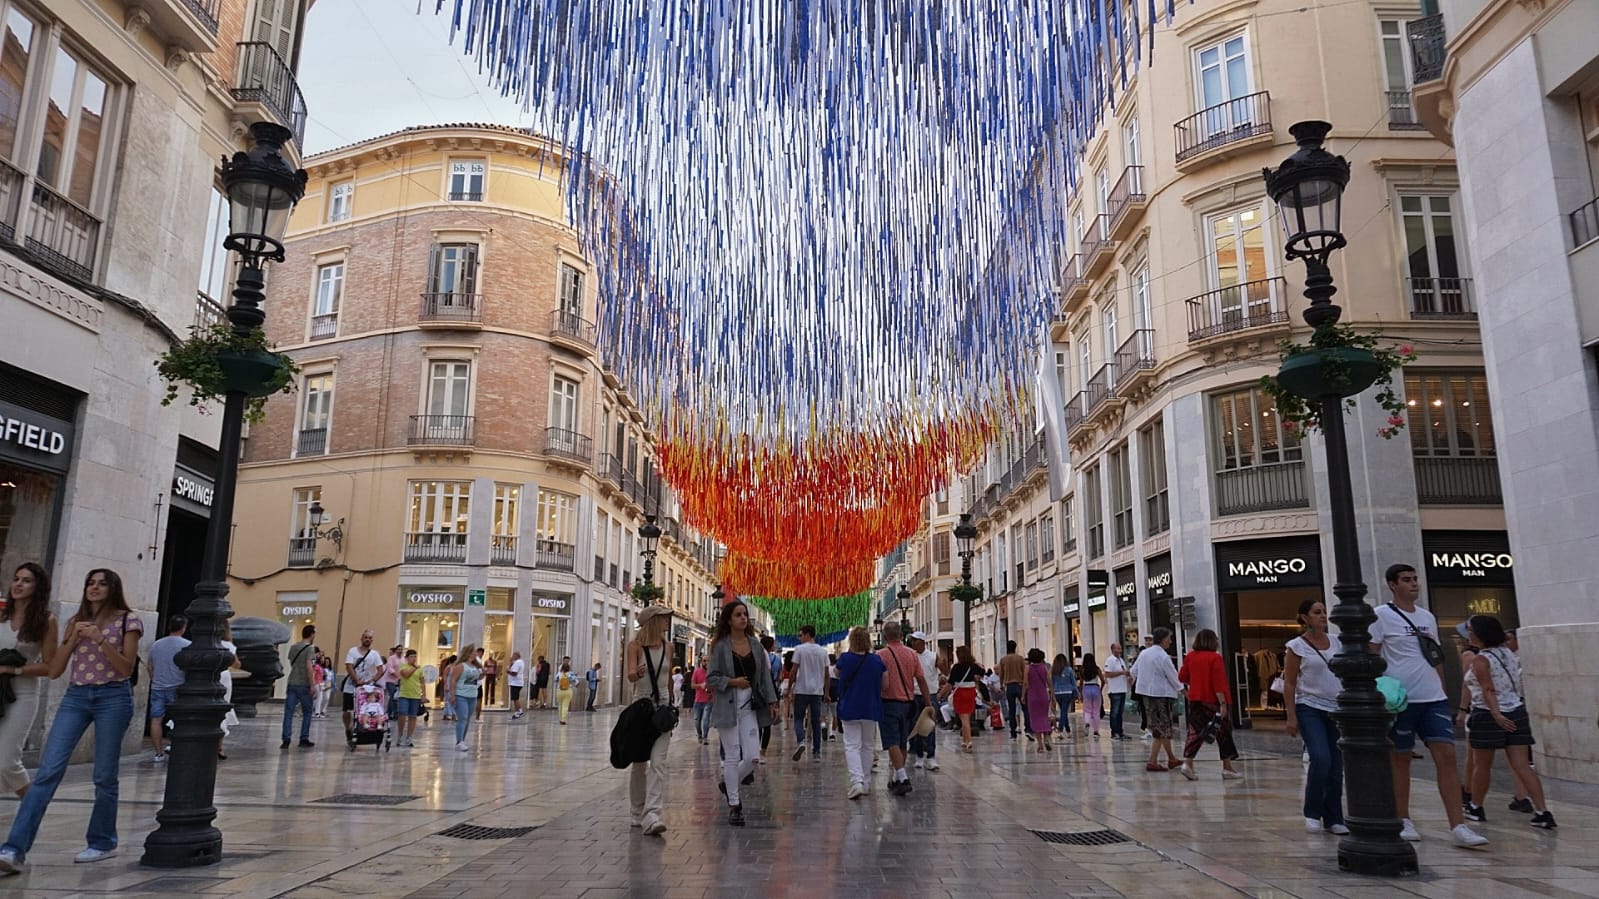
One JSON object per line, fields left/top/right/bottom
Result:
{"left": 1282, "top": 599, "right": 1348, "bottom": 835}
{"left": 1049, "top": 654, "right": 1076, "bottom": 735}
{"left": 446, "top": 642, "right": 482, "bottom": 751}
{"left": 0, "top": 569, "right": 142, "bottom": 875}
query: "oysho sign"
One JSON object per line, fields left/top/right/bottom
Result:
{"left": 535, "top": 596, "right": 569, "bottom": 613}
{"left": 403, "top": 588, "right": 465, "bottom": 609}
{"left": 279, "top": 605, "right": 315, "bottom": 617}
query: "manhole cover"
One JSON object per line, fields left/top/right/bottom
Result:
{"left": 312, "top": 793, "right": 421, "bottom": 806}
{"left": 436, "top": 824, "right": 538, "bottom": 840}
{"left": 1031, "top": 828, "right": 1131, "bottom": 846}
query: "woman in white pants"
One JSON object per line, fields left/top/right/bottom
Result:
{"left": 626, "top": 605, "right": 675, "bottom": 835}
{"left": 706, "top": 600, "right": 779, "bottom": 827}
{"left": 833, "top": 627, "right": 886, "bottom": 798}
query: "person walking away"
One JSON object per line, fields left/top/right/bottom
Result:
{"left": 708, "top": 602, "right": 779, "bottom": 826}
{"left": 396, "top": 649, "right": 423, "bottom": 747}
{"left": 472, "top": 648, "right": 488, "bottom": 720}
{"left": 1462, "top": 615, "right": 1555, "bottom": 828}
{"left": 907, "top": 631, "right": 941, "bottom": 770}
{"left": 835, "top": 626, "right": 886, "bottom": 798}
{"left": 534, "top": 655, "right": 551, "bottom": 709}
{"left": 1023, "top": 649, "right": 1053, "bottom": 752}
{"left": 627, "top": 605, "right": 677, "bottom": 834}
{"left": 1282, "top": 599, "right": 1347, "bottom": 834}
{"left": 948, "top": 646, "right": 982, "bottom": 751}
{"left": 380, "top": 644, "right": 403, "bottom": 719}
{"left": 0, "top": 564, "right": 58, "bottom": 798}
{"left": 437, "top": 654, "right": 458, "bottom": 720}
{"left": 215, "top": 620, "right": 241, "bottom": 760}
{"left": 790, "top": 625, "right": 831, "bottom": 762}
{"left": 1456, "top": 627, "right": 1532, "bottom": 814}
{"left": 877, "top": 623, "right": 931, "bottom": 794}
{"left": 692, "top": 659, "right": 713, "bottom": 743}
{"left": 1136, "top": 635, "right": 1155, "bottom": 736}
{"left": 998, "top": 641, "right": 1027, "bottom": 739}
{"left": 482, "top": 653, "right": 499, "bottom": 710}
{"left": 1370, "top": 564, "right": 1486, "bottom": 847}
{"left": 1080, "top": 653, "right": 1105, "bottom": 738}
{"left": 586, "top": 662, "right": 601, "bottom": 711}
{"left": 1176, "top": 630, "right": 1240, "bottom": 780}
{"left": 0, "top": 569, "right": 140, "bottom": 874}
{"left": 1050, "top": 653, "right": 1076, "bottom": 737}
{"left": 146, "top": 615, "right": 189, "bottom": 761}
{"left": 281, "top": 624, "right": 317, "bottom": 749}
{"left": 313, "top": 651, "right": 332, "bottom": 718}
{"left": 1131, "top": 628, "right": 1183, "bottom": 771}
{"left": 759, "top": 635, "right": 783, "bottom": 760}
{"left": 507, "top": 652, "right": 526, "bottom": 719}
{"left": 446, "top": 644, "right": 482, "bottom": 750}
{"left": 342, "top": 630, "right": 383, "bottom": 733}
{"left": 555, "top": 661, "right": 576, "bottom": 724}
{"left": 1103, "top": 643, "right": 1130, "bottom": 740}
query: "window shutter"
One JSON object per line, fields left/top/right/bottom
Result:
{"left": 463, "top": 245, "right": 480, "bottom": 295}
{"left": 426, "top": 245, "right": 442, "bottom": 295}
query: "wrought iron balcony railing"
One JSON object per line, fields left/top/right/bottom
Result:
{"left": 231, "top": 42, "right": 308, "bottom": 145}
{"left": 1185, "top": 277, "right": 1288, "bottom": 342}
{"left": 295, "top": 428, "right": 327, "bottom": 457}
{"left": 552, "top": 309, "right": 595, "bottom": 345}
{"left": 404, "top": 532, "right": 467, "bottom": 563}
{"left": 544, "top": 427, "right": 592, "bottom": 464}
{"left": 27, "top": 181, "right": 100, "bottom": 283}
{"left": 287, "top": 537, "right": 316, "bottom": 568}
{"left": 1407, "top": 277, "right": 1475, "bottom": 319}
{"left": 1407, "top": 15, "right": 1446, "bottom": 83}
{"left": 536, "top": 540, "right": 576, "bottom": 571}
{"left": 420, "top": 292, "right": 483, "bottom": 323}
{"left": 1214, "top": 461, "right": 1309, "bottom": 516}
{"left": 1570, "top": 195, "right": 1599, "bottom": 248}
{"left": 1386, "top": 90, "right": 1424, "bottom": 130}
{"left": 408, "top": 414, "right": 475, "bottom": 446}
{"left": 1175, "top": 91, "right": 1272, "bottom": 164}
{"left": 1413, "top": 456, "right": 1502, "bottom": 505}
{"left": 309, "top": 313, "right": 338, "bottom": 339}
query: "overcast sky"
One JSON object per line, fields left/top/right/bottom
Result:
{"left": 298, "top": 0, "right": 529, "bottom": 154}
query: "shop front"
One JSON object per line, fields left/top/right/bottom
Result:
{"left": 1214, "top": 535, "right": 1324, "bottom": 729}
{"left": 398, "top": 587, "right": 466, "bottom": 674}
{"left": 159, "top": 440, "right": 216, "bottom": 625}
{"left": 0, "top": 383, "right": 77, "bottom": 585}
{"left": 1424, "top": 530, "right": 1516, "bottom": 710}
{"left": 1061, "top": 584, "right": 1081, "bottom": 662}
{"left": 1085, "top": 569, "right": 1108, "bottom": 662}
{"left": 531, "top": 593, "right": 573, "bottom": 671}
{"left": 671, "top": 622, "right": 691, "bottom": 670}
{"left": 1112, "top": 564, "right": 1137, "bottom": 657}
{"left": 482, "top": 587, "right": 515, "bottom": 708}
{"left": 1142, "top": 554, "right": 1173, "bottom": 652}
{"left": 274, "top": 592, "right": 318, "bottom": 697}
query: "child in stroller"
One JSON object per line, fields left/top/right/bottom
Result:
{"left": 348, "top": 683, "right": 392, "bottom": 752}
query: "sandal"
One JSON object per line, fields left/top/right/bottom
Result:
{"left": 962, "top": 742, "right": 974, "bottom": 752}
{"left": 1145, "top": 762, "right": 1168, "bottom": 772}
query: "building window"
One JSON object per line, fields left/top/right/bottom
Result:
{"left": 1025, "top": 520, "right": 1039, "bottom": 571}
{"left": 1101, "top": 295, "right": 1119, "bottom": 364}
{"left": 933, "top": 529, "right": 950, "bottom": 576}
{"left": 1054, "top": 348, "right": 1070, "bottom": 399}
{"left": 428, "top": 243, "right": 479, "bottom": 297}
{"left": 311, "top": 262, "right": 342, "bottom": 338}
{"left": 448, "top": 160, "right": 485, "bottom": 201}
{"left": 1040, "top": 512, "right": 1055, "bottom": 564}
{"left": 327, "top": 179, "right": 353, "bottom": 223}
{"left": 1140, "top": 418, "right": 1169, "bottom": 535}
{"left": 426, "top": 360, "right": 471, "bottom": 418}
{"left": 549, "top": 375, "right": 579, "bottom": 432}
{"left": 1084, "top": 466, "right": 1104, "bottom": 560}
{"left": 1405, "top": 371, "right": 1495, "bottom": 457}
{"left": 1379, "top": 20, "right": 1421, "bottom": 128}
{"left": 1400, "top": 194, "right": 1468, "bottom": 315}
{"left": 492, "top": 484, "right": 519, "bottom": 564}
{"left": 1061, "top": 496, "right": 1076, "bottom": 555}
{"left": 1131, "top": 264, "right": 1152, "bottom": 349}
{"left": 1213, "top": 386, "right": 1300, "bottom": 471}
{"left": 406, "top": 481, "right": 470, "bottom": 562}
{"left": 197, "top": 189, "right": 230, "bottom": 307}
{"left": 288, "top": 486, "right": 321, "bottom": 566}
{"left": 1123, "top": 116, "right": 1141, "bottom": 167}
{"left": 1194, "top": 33, "right": 1251, "bottom": 115}
{"left": 296, "top": 373, "right": 332, "bottom": 456}
{"left": 1109, "top": 444, "right": 1134, "bottom": 550}
{"left": 1208, "top": 204, "right": 1273, "bottom": 296}
{"left": 558, "top": 263, "right": 583, "bottom": 315}
{"left": 36, "top": 44, "right": 113, "bottom": 210}
{"left": 536, "top": 489, "right": 576, "bottom": 545}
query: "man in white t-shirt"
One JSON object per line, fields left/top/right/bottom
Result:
{"left": 908, "top": 632, "right": 942, "bottom": 771}
{"left": 342, "top": 629, "right": 383, "bottom": 731}
{"left": 507, "top": 652, "right": 527, "bottom": 719}
{"left": 1102, "top": 643, "right": 1130, "bottom": 740}
{"left": 789, "top": 625, "right": 831, "bottom": 761}
{"left": 1370, "top": 563, "right": 1486, "bottom": 848}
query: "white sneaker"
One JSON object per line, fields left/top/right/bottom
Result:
{"left": 846, "top": 782, "right": 865, "bottom": 800}
{"left": 1305, "top": 818, "right": 1324, "bottom": 834}
{"left": 1399, "top": 818, "right": 1421, "bottom": 841}
{"left": 925, "top": 759, "right": 939, "bottom": 771}
{"left": 1451, "top": 824, "right": 1489, "bottom": 848}
{"left": 0, "top": 848, "right": 24, "bottom": 874}
{"left": 74, "top": 847, "right": 117, "bottom": 864}
{"left": 1221, "top": 770, "right": 1244, "bottom": 781}
{"left": 456, "top": 741, "right": 469, "bottom": 751}
{"left": 1329, "top": 824, "right": 1351, "bottom": 835}
{"left": 152, "top": 752, "right": 166, "bottom": 763}
{"left": 913, "top": 758, "right": 923, "bottom": 769}
{"left": 641, "top": 815, "right": 667, "bottom": 836}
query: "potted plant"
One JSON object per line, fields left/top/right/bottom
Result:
{"left": 1258, "top": 322, "right": 1417, "bottom": 439}
{"left": 630, "top": 582, "right": 665, "bottom": 605}
{"left": 949, "top": 583, "right": 983, "bottom": 604}
{"left": 155, "top": 322, "right": 298, "bottom": 424}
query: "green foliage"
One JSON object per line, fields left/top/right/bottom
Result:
{"left": 155, "top": 322, "right": 298, "bottom": 424}
{"left": 1257, "top": 323, "right": 1417, "bottom": 440}
{"left": 948, "top": 582, "right": 983, "bottom": 604}
{"left": 631, "top": 582, "right": 665, "bottom": 604}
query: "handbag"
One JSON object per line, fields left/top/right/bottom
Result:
{"left": 1386, "top": 603, "right": 1447, "bottom": 668}
{"left": 643, "top": 645, "right": 678, "bottom": 732}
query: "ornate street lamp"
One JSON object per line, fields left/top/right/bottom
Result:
{"left": 951, "top": 513, "right": 980, "bottom": 648}
{"left": 873, "top": 616, "right": 884, "bottom": 645}
{"left": 1263, "top": 120, "right": 1415, "bottom": 877}
{"left": 144, "top": 122, "right": 305, "bottom": 869}
{"left": 305, "top": 500, "right": 346, "bottom": 554}
{"left": 897, "top": 584, "right": 911, "bottom": 632}
{"left": 639, "top": 515, "right": 662, "bottom": 586}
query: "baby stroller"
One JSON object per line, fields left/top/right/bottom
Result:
{"left": 348, "top": 684, "right": 392, "bottom": 753}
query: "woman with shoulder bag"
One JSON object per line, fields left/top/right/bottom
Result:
{"left": 835, "top": 626, "right": 886, "bottom": 797}
{"left": 0, "top": 563, "right": 60, "bottom": 798}
{"left": 626, "top": 605, "right": 675, "bottom": 835}
{"left": 0, "top": 569, "right": 141, "bottom": 874}
{"left": 1462, "top": 615, "right": 1555, "bottom": 829}
{"left": 706, "top": 601, "right": 779, "bottom": 827}
{"left": 1282, "top": 599, "right": 1348, "bottom": 835}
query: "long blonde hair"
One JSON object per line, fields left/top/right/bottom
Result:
{"left": 459, "top": 643, "right": 478, "bottom": 665}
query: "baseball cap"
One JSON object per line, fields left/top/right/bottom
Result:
{"left": 909, "top": 631, "right": 927, "bottom": 641}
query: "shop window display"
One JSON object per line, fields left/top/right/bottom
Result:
{"left": 0, "top": 462, "right": 60, "bottom": 585}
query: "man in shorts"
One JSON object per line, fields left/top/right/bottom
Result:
{"left": 876, "top": 623, "right": 931, "bottom": 796}
{"left": 147, "top": 615, "right": 190, "bottom": 761}
{"left": 342, "top": 629, "right": 383, "bottom": 732}
{"left": 507, "top": 652, "right": 526, "bottom": 719}
{"left": 1371, "top": 563, "right": 1487, "bottom": 848}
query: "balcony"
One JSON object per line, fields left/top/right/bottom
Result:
{"left": 1414, "top": 456, "right": 1503, "bottom": 505}
{"left": 551, "top": 309, "right": 596, "bottom": 348}
{"left": 194, "top": 293, "right": 226, "bottom": 329}
{"left": 491, "top": 534, "right": 518, "bottom": 566}
{"left": 1058, "top": 253, "right": 1089, "bottom": 317}
{"left": 1407, "top": 277, "right": 1475, "bottom": 319}
{"left": 536, "top": 540, "right": 576, "bottom": 572}
{"left": 27, "top": 182, "right": 100, "bottom": 283}
{"left": 1113, "top": 329, "right": 1156, "bottom": 399}
{"left": 295, "top": 427, "right": 327, "bottom": 457}
{"left": 1571, "top": 195, "right": 1599, "bottom": 248}
{"left": 1407, "top": 15, "right": 1446, "bottom": 83}
{"left": 1080, "top": 214, "right": 1117, "bottom": 279}
{"left": 232, "top": 42, "right": 308, "bottom": 146}
{"left": 0, "top": 157, "right": 22, "bottom": 242}
{"left": 448, "top": 191, "right": 484, "bottom": 202}
{"left": 1064, "top": 390, "right": 1088, "bottom": 435}
{"left": 1106, "top": 165, "right": 1147, "bottom": 240}
{"left": 420, "top": 292, "right": 483, "bottom": 327}
{"left": 544, "top": 427, "right": 592, "bottom": 465}
{"left": 287, "top": 537, "right": 316, "bottom": 568}
{"left": 910, "top": 563, "right": 931, "bottom": 591}
{"left": 598, "top": 452, "right": 624, "bottom": 489}
{"left": 309, "top": 313, "right": 338, "bottom": 339}
{"left": 408, "top": 414, "right": 475, "bottom": 446}
{"left": 1185, "top": 277, "right": 1289, "bottom": 344}
{"left": 404, "top": 533, "right": 467, "bottom": 563}
{"left": 1174, "top": 91, "right": 1272, "bottom": 170}
{"left": 1215, "top": 461, "right": 1309, "bottom": 517}
{"left": 127, "top": 0, "right": 221, "bottom": 54}
{"left": 1386, "top": 90, "right": 1425, "bottom": 131}
{"left": 1085, "top": 363, "right": 1118, "bottom": 415}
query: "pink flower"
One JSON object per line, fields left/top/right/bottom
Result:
{"left": 1282, "top": 420, "right": 1298, "bottom": 433}
{"left": 1398, "top": 343, "right": 1414, "bottom": 356}
{"left": 1387, "top": 414, "right": 1405, "bottom": 426}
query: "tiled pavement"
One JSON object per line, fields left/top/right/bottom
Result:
{"left": 0, "top": 707, "right": 1594, "bottom": 898}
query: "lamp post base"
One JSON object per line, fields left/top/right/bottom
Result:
{"left": 142, "top": 824, "right": 222, "bottom": 869}
{"left": 1338, "top": 824, "right": 1419, "bottom": 877}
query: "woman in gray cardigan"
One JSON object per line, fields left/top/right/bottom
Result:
{"left": 706, "top": 600, "right": 780, "bottom": 827}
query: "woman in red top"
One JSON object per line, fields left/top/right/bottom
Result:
{"left": 1176, "top": 629, "right": 1242, "bottom": 781}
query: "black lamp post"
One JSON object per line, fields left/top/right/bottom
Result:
{"left": 639, "top": 515, "right": 661, "bottom": 600}
{"left": 1263, "top": 120, "right": 1416, "bottom": 877}
{"left": 306, "top": 500, "right": 346, "bottom": 555}
{"left": 873, "top": 616, "right": 884, "bottom": 645}
{"left": 953, "top": 513, "right": 978, "bottom": 647}
{"left": 144, "top": 122, "right": 306, "bottom": 869}
{"left": 897, "top": 584, "right": 911, "bottom": 632}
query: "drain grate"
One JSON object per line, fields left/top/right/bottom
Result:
{"left": 312, "top": 793, "right": 421, "bottom": 806}
{"left": 437, "top": 824, "right": 538, "bottom": 840}
{"left": 1031, "top": 828, "right": 1131, "bottom": 846}
{"left": 132, "top": 877, "right": 232, "bottom": 892}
